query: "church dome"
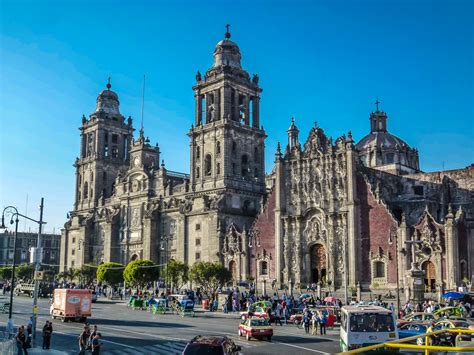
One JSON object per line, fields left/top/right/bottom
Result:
{"left": 356, "top": 131, "right": 410, "bottom": 151}
{"left": 212, "top": 27, "right": 242, "bottom": 69}
{"left": 356, "top": 106, "right": 420, "bottom": 174}
{"left": 95, "top": 80, "right": 120, "bottom": 114}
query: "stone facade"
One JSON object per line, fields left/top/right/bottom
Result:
{"left": 61, "top": 29, "right": 266, "bottom": 283}
{"left": 61, "top": 29, "right": 473, "bottom": 294}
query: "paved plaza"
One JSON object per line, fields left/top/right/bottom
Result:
{"left": 1, "top": 294, "right": 341, "bottom": 354}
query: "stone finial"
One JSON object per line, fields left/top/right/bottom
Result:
{"left": 347, "top": 130, "right": 353, "bottom": 141}
{"left": 161, "top": 159, "right": 165, "bottom": 169}
{"left": 195, "top": 71, "right": 201, "bottom": 82}
{"left": 82, "top": 114, "right": 87, "bottom": 124}
{"left": 225, "top": 24, "right": 231, "bottom": 39}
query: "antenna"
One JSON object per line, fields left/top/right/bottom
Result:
{"left": 140, "top": 74, "right": 146, "bottom": 133}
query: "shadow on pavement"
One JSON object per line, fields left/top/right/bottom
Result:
{"left": 274, "top": 335, "right": 333, "bottom": 344}
{"left": 87, "top": 318, "right": 193, "bottom": 328}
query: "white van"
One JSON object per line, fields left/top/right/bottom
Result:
{"left": 340, "top": 305, "right": 398, "bottom": 351}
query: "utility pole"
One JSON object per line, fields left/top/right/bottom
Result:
{"left": 32, "top": 197, "right": 44, "bottom": 347}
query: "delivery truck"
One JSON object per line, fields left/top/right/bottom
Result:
{"left": 50, "top": 289, "right": 92, "bottom": 322}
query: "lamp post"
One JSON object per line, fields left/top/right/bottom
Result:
{"left": 161, "top": 234, "right": 172, "bottom": 291}
{"left": 1, "top": 200, "right": 46, "bottom": 344}
{"left": 388, "top": 227, "right": 402, "bottom": 318}
{"left": 248, "top": 229, "right": 261, "bottom": 295}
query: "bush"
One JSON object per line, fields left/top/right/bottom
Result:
{"left": 96, "top": 262, "right": 124, "bottom": 286}
{"left": 123, "top": 259, "right": 158, "bottom": 289}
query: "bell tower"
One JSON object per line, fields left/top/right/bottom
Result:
{"left": 74, "top": 80, "right": 134, "bottom": 211}
{"left": 189, "top": 26, "right": 266, "bottom": 195}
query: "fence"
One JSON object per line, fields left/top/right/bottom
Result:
{"left": 0, "top": 331, "right": 16, "bottom": 355}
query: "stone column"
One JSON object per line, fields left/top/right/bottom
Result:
{"left": 195, "top": 93, "right": 201, "bottom": 125}
{"left": 220, "top": 86, "right": 227, "bottom": 120}
{"left": 345, "top": 138, "right": 359, "bottom": 287}
{"left": 204, "top": 93, "right": 210, "bottom": 124}
{"left": 274, "top": 148, "right": 284, "bottom": 286}
{"left": 102, "top": 222, "right": 113, "bottom": 263}
{"left": 445, "top": 208, "right": 458, "bottom": 290}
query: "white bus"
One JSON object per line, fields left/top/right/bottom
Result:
{"left": 340, "top": 305, "right": 398, "bottom": 351}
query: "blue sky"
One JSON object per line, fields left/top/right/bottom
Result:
{"left": 1, "top": 0, "right": 473, "bottom": 232}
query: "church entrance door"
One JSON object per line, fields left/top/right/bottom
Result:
{"left": 422, "top": 261, "right": 436, "bottom": 292}
{"left": 310, "top": 244, "right": 327, "bottom": 285}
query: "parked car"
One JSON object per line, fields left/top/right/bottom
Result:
{"left": 238, "top": 317, "right": 273, "bottom": 341}
{"left": 398, "top": 323, "right": 428, "bottom": 342}
{"left": 182, "top": 335, "right": 241, "bottom": 355}
{"left": 417, "top": 319, "right": 472, "bottom": 346}
{"left": 397, "top": 312, "right": 437, "bottom": 327}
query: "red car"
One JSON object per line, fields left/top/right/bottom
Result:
{"left": 239, "top": 305, "right": 269, "bottom": 321}
{"left": 238, "top": 317, "right": 273, "bottom": 341}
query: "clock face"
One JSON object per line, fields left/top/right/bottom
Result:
{"left": 134, "top": 157, "right": 140, "bottom": 167}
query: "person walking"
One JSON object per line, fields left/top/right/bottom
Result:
{"left": 303, "top": 311, "right": 311, "bottom": 334}
{"left": 311, "top": 312, "right": 318, "bottom": 335}
{"left": 42, "top": 320, "right": 53, "bottom": 350}
{"left": 91, "top": 332, "right": 102, "bottom": 355}
{"left": 274, "top": 303, "right": 283, "bottom": 326}
{"left": 16, "top": 326, "right": 27, "bottom": 355}
{"left": 78, "top": 324, "right": 90, "bottom": 355}
{"left": 318, "top": 311, "right": 327, "bottom": 335}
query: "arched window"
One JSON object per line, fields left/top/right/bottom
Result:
{"left": 205, "top": 154, "right": 212, "bottom": 176}
{"left": 83, "top": 182, "right": 89, "bottom": 199}
{"left": 196, "top": 167, "right": 200, "bottom": 178}
{"left": 216, "top": 163, "right": 221, "bottom": 175}
{"left": 196, "top": 146, "right": 200, "bottom": 159}
{"left": 254, "top": 147, "right": 258, "bottom": 162}
{"left": 216, "top": 141, "right": 221, "bottom": 154}
{"left": 374, "top": 261, "right": 385, "bottom": 278}
{"left": 260, "top": 261, "right": 268, "bottom": 275}
{"left": 254, "top": 168, "right": 259, "bottom": 178}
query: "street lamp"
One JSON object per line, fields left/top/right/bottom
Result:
{"left": 1, "top": 200, "right": 46, "bottom": 344}
{"left": 388, "top": 227, "right": 402, "bottom": 318}
{"left": 160, "top": 234, "right": 172, "bottom": 291}
{"left": 248, "top": 229, "right": 261, "bottom": 295}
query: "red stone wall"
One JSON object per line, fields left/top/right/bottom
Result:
{"left": 249, "top": 189, "right": 276, "bottom": 279}
{"left": 357, "top": 175, "right": 398, "bottom": 285}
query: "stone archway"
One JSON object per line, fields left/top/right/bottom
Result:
{"left": 229, "top": 260, "right": 237, "bottom": 281}
{"left": 310, "top": 243, "right": 327, "bottom": 285}
{"left": 422, "top": 260, "right": 436, "bottom": 292}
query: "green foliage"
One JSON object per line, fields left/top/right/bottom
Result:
{"left": 56, "top": 267, "right": 81, "bottom": 283}
{"left": 16, "top": 264, "right": 35, "bottom": 280}
{"left": 189, "top": 261, "right": 232, "bottom": 291}
{"left": 96, "top": 262, "right": 124, "bottom": 286}
{"left": 0, "top": 267, "right": 12, "bottom": 280}
{"left": 165, "top": 259, "right": 188, "bottom": 291}
{"left": 123, "top": 259, "right": 158, "bottom": 288}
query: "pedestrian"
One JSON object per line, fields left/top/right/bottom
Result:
{"left": 78, "top": 324, "right": 90, "bottom": 355}
{"left": 89, "top": 325, "right": 98, "bottom": 348}
{"left": 318, "top": 311, "right": 327, "bottom": 335}
{"left": 311, "top": 312, "right": 318, "bottom": 335}
{"left": 16, "top": 326, "right": 27, "bottom": 355}
{"left": 303, "top": 311, "right": 311, "bottom": 334}
{"left": 274, "top": 303, "right": 283, "bottom": 326}
{"left": 91, "top": 332, "right": 102, "bottom": 354}
{"left": 42, "top": 320, "right": 53, "bottom": 350}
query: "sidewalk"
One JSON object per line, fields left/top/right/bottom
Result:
{"left": 28, "top": 349, "right": 67, "bottom": 354}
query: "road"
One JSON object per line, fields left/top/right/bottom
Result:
{"left": 0, "top": 294, "right": 341, "bottom": 354}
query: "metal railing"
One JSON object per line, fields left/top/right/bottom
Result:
{"left": 339, "top": 328, "right": 474, "bottom": 354}
{"left": 1, "top": 331, "right": 17, "bottom": 355}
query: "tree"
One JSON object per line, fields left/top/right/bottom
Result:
{"left": 189, "top": 261, "right": 232, "bottom": 291}
{"left": 16, "top": 264, "right": 35, "bottom": 281}
{"left": 0, "top": 267, "right": 12, "bottom": 280}
{"left": 165, "top": 259, "right": 188, "bottom": 291}
{"left": 123, "top": 259, "right": 158, "bottom": 289}
{"left": 56, "top": 267, "right": 81, "bottom": 283}
{"left": 96, "top": 262, "right": 124, "bottom": 286}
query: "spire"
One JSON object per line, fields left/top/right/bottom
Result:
{"left": 225, "top": 24, "right": 231, "bottom": 39}
{"left": 287, "top": 117, "right": 299, "bottom": 149}
{"left": 275, "top": 142, "right": 282, "bottom": 160}
{"left": 106, "top": 77, "right": 111, "bottom": 90}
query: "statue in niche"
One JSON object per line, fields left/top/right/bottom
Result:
{"left": 208, "top": 104, "right": 216, "bottom": 122}
{"left": 131, "top": 208, "right": 140, "bottom": 227}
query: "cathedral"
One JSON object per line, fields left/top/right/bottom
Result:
{"left": 60, "top": 28, "right": 473, "bottom": 296}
